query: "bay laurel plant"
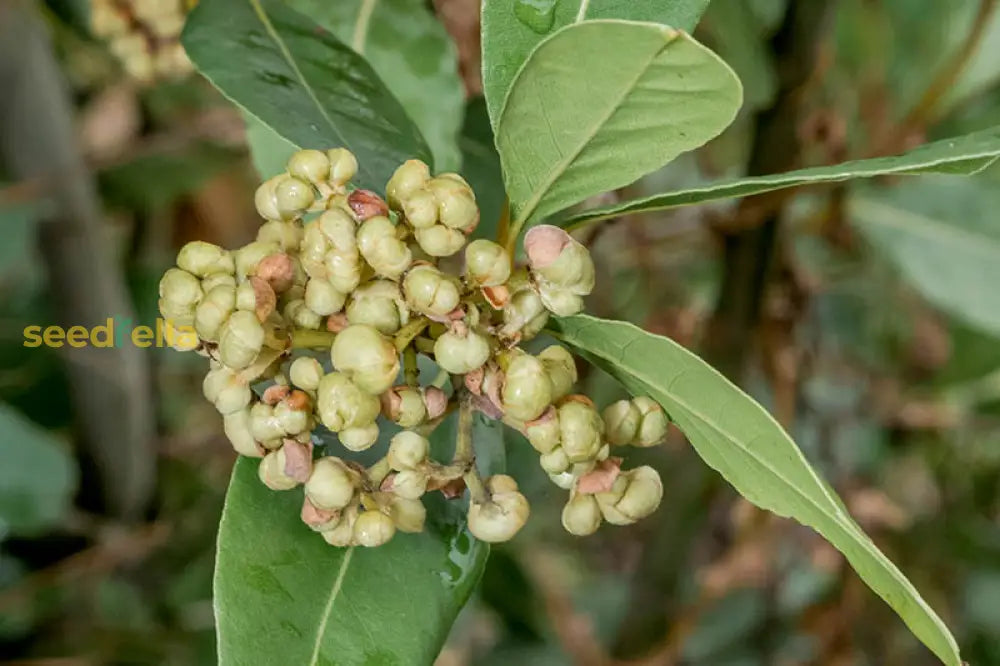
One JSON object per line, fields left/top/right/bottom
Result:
{"left": 162, "top": 0, "right": 1000, "bottom": 663}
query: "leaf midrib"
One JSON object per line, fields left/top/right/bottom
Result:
{"left": 307, "top": 546, "right": 355, "bottom": 666}
{"left": 508, "top": 25, "right": 680, "bottom": 226}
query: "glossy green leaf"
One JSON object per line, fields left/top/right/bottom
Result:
{"left": 559, "top": 125, "right": 1000, "bottom": 228}
{"left": 288, "top": 0, "right": 464, "bottom": 171}
{"left": 214, "top": 412, "right": 505, "bottom": 665}
{"left": 182, "top": 0, "right": 431, "bottom": 191}
{"left": 548, "top": 314, "right": 961, "bottom": 666}
{"left": 460, "top": 97, "right": 506, "bottom": 241}
{"left": 850, "top": 176, "right": 1000, "bottom": 336}
{"left": 0, "top": 403, "right": 77, "bottom": 537}
{"left": 244, "top": 113, "right": 297, "bottom": 180}
{"left": 482, "top": 0, "right": 712, "bottom": 127}
{"left": 496, "top": 20, "right": 742, "bottom": 232}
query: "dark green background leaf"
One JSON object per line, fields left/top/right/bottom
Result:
{"left": 182, "top": 0, "right": 431, "bottom": 191}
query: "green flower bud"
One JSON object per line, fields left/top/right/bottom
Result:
{"left": 401, "top": 188, "right": 438, "bottom": 229}
{"left": 524, "top": 407, "right": 559, "bottom": 454}
{"left": 538, "top": 283, "right": 585, "bottom": 317}
{"left": 318, "top": 208, "right": 358, "bottom": 251}
{"left": 381, "top": 386, "right": 427, "bottom": 428}
{"left": 468, "top": 475, "right": 530, "bottom": 543}
{"left": 386, "top": 159, "right": 431, "bottom": 209}
{"left": 211, "top": 373, "right": 251, "bottom": 415}
{"left": 274, "top": 398, "right": 311, "bottom": 435}
{"left": 218, "top": 310, "right": 265, "bottom": 369}
{"left": 250, "top": 403, "right": 284, "bottom": 445}
{"left": 539, "top": 447, "right": 570, "bottom": 474}
{"left": 387, "top": 431, "right": 430, "bottom": 470}
{"left": 275, "top": 176, "right": 315, "bottom": 220}
{"left": 388, "top": 469, "right": 428, "bottom": 499}
{"left": 289, "top": 356, "right": 324, "bottom": 391}
{"left": 316, "top": 372, "right": 380, "bottom": 431}
{"left": 234, "top": 241, "right": 281, "bottom": 278}
{"left": 538, "top": 345, "right": 577, "bottom": 401}
{"left": 326, "top": 250, "right": 363, "bottom": 294}
{"left": 524, "top": 225, "right": 595, "bottom": 294}
{"left": 284, "top": 299, "right": 323, "bottom": 330}
{"left": 195, "top": 285, "right": 236, "bottom": 342}
{"left": 257, "top": 220, "right": 303, "bottom": 250}
{"left": 177, "top": 241, "right": 234, "bottom": 278}
{"left": 501, "top": 288, "right": 549, "bottom": 342}
{"left": 427, "top": 177, "right": 478, "bottom": 231}
{"left": 159, "top": 268, "right": 202, "bottom": 308}
{"left": 547, "top": 471, "right": 577, "bottom": 490}
{"left": 254, "top": 175, "right": 283, "bottom": 221}
{"left": 554, "top": 400, "right": 604, "bottom": 462}
{"left": 633, "top": 397, "right": 668, "bottom": 447}
{"left": 339, "top": 423, "right": 380, "bottom": 451}
{"left": 346, "top": 280, "right": 407, "bottom": 335}
{"left": 287, "top": 149, "right": 331, "bottom": 184}
{"left": 236, "top": 278, "right": 276, "bottom": 322}
{"left": 357, "top": 216, "right": 412, "bottom": 279}
{"left": 200, "top": 272, "right": 237, "bottom": 292}
{"left": 501, "top": 354, "right": 552, "bottom": 421}
{"left": 223, "top": 407, "right": 263, "bottom": 457}
{"left": 465, "top": 239, "right": 511, "bottom": 287}
{"left": 414, "top": 225, "right": 465, "bottom": 257}
{"left": 330, "top": 324, "right": 400, "bottom": 395}
{"left": 561, "top": 494, "right": 602, "bottom": 536}
{"left": 602, "top": 399, "right": 640, "bottom": 446}
{"left": 402, "top": 265, "right": 460, "bottom": 317}
{"left": 306, "top": 457, "right": 358, "bottom": 511}
{"left": 353, "top": 510, "right": 396, "bottom": 547}
{"left": 327, "top": 148, "right": 358, "bottom": 186}
{"left": 304, "top": 278, "right": 347, "bottom": 316}
{"left": 259, "top": 449, "right": 299, "bottom": 490}
{"left": 596, "top": 466, "right": 662, "bottom": 525}
{"left": 434, "top": 328, "right": 491, "bottom": 374}
{"left": 388, "top": 496, "right": 426, "bottom": 533}
{"left": 322, "top": 502, "right": 359, "bottom": 547}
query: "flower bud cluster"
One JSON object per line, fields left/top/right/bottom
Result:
{"left": 158, "top": 147, "right": 673, "bottom": 549}
{"left": 90, "top": 0, "right": 193, "bottom": 83}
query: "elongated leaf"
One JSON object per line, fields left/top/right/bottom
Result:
{"left": 559, "top": 125, "right": 1000, "bottom": 228}
{"left": 288, "top": 0, "right": 464, "bottom": 171}
{"left": 182, "top": 0, "right": 431, "bottom": 191}
{"left": 482, "top": 0, "right": 712, "bottom": 127}
{"left": 548, "top": 314, "right": 961, "bottom": 666}
{"left": 850, "top": 177, "right": 1000, "bottom": 336}
{"left": 244, "top": 113, "right": 297, "bottom": 180}
{"left": 496, "top": 20, "right": 741, "bottom": 232}
{"left": 214, "top": 412, "right": 505, "bottom": 664}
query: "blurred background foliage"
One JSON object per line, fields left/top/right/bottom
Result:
{"left": 2, "top": 0, "right": 1000, "bottom": 664}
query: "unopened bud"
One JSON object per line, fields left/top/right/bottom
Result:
{"left": 467, "top": 475, "right": 530, "bottom": 543}
{"left": 381, "top": 386, "right": 427, "bottom": 427}
{"left": 387, "top": 430, "right": 430, "bottom": 470}
{"left": 633, "top": 397, "right": 668, "bottom": 447}
{"left": 465, "top": 239, "right": 511, "bottom": 287}
{"left": 177, "top": 241, "right": 234, "bottom": 278}
{"left": 524, "top": 225, "right": 595, "bottom": 295}
{"left": 258, "top": 448, "right": 299, "bottom": 490}
{"left": 195, "top": 285, "right": 236, "bottom": 342}
{"left": 305, "top": 457, "right": 358, "bottom": 510}
{"left": 339, "top": 423, "right": 380, "bottom": 451}
{"left": 327, "top": 148, "right": 358, "bottom": 186}
{"left": 330, "top": 324, "right": 400, "bottom": 395}
{"left": 346, "top": 280, "right": 407, "bottom": 335}
{"left": 402, "top": 265, "right": 460, "bottom": 317}
{"left": 434, "top": 328, "right": 491, "bottom": 375}
{"left": 501, "top": 353, "right": 552, "bottom": 421}
{"left": 287, "top": 149, "right": 331, "bottom": 184}
{"left": 388, "top": 496, "right": 426, "bottom": 533}
{"left": 357, "top": 216, "right": 412, "bottom": 279}
{"left": 316, "top": 371, "right": 380, "bottom": 431}
{"left": 561, "top": 493, "right": 602, "bottom": 536}
{"left": 304, "top": 278, "right": 347, "bottom": 316}
{"left": 386, "top": 469, "right": 428, "bottom": 499}
{"left": 348, "top": 189, "right": 390, "bottom": 221}
{"left": 218, "top": 310, "right": 265, "bottom": 369}
{"left": 289, "top": 356, "right": 324, "bottom": 391}
{"left": 538, "top": 345, "right": 577, "bottom": 401}
{"left": 386, "top": 159, "right": 431, "bottom": 209}
{"left": 254, "top": 253, "right": 296, "bottom": 293}
{"left": 427, "top": 176, "right": 478, "bottom": 232}
{"left": 353, "top": 510, "right": 396, "bottom": 547}
{"left": 596, "top": 466, "right": 663, "bottom": 525}
{"left": 414, "top": 225, "right": 465, "bottom": 257}
{"left": 223, "top": 408, "right": 263, "bottom": 458}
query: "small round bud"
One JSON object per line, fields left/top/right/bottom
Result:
{"left": 285, "top": 299, "right": 323, "bottom": 330}
{"left": 255, "top": 253, "right": 297, "bottom": 293}
{"left": 259, "top": 449, "right": 298, "bottom": 490}
{"left": 353, "top": 510, "right": 396, "bottom": 547}
{"left": 524, "top": 225, "right": 595, "bottom": 294}
{"left": 257, "top": 220, "right": 303, "bottom": 250}
{"left": 596, "top": 466, "right": 663, "bottom": 525}
{"left": 316, "top": 372, "right": 381, "bottom": 431}
{"left": 465, "top": 239, "right": 511, "bottom": 287}
{"left": 327, "top": 148, "right": 358, "bottom": 186}
{"left": 602, "top": 399, "right": 640, "bottom": 446}
{"left": 357, "top": 216, "right": 412, "bottom": 279}
{"left": 287, "top": 149, "right": 330, "bottom": 184}
{"left": 348, "top": 189, "right": 390, "bottom": 221}
{"left": 274, "top": 397, "right": 311, "bottom": 435}
{"left": 322, "top": 503, "right": 359, "bottom": 547}
{"left": 159, "top": 268, "right": 202, "bottom": 308}
{"left": 387, "top": 431, "right": 430, "bottom": 470}
{"left": 386, "top": 159, "right": 431, "bottom": 209}
{"left": 434, "top": 328, "right": 491, "bottom": 375}
{"left": 339, "top": 423, "right": 380, "bottom": 451}
{"left": 427, "top": 177, "right": 478, "bottom": 231}
{"left": 561, "top": 494, "right": 602, "bottom": 536}
{"left": 538, "top": 283, "right": 585, "bottom": 317}
{"left": 177, "top": 241, "right": 234, "bottom": 278}
{"left": 402, "top": 265, "right": 460, "bottom": 317}
{"left": 330, "top": 324, "right": 400, "bottom": 395}
{"left": 389, "top": 469, "right": 428, "bottom": 499}
{"left": 304, "top": 278, "right": 347, "bottom": 316}
{"left": 539, "top": 346, "right": 577, "bottom": 401}
{"left": 250, "top": 403, "right": 284, "bottom": 445}
{"left": 215, "top": 375, "right": 252, "bottom": 415}
{"left": 524, "top": 407, "right": 560, "bottom": 454}
{"left": 194, "top": 285, "right": 236, "bottom": 342}
{"left": 234, "top": 241, "right": 281, "bottom": 278}
{"left": 381, "top": 386, "right": 427, "bottom": 428}
{"left": 305, "top": 457, "right": 357, "bottom": 510}
{"left": 346, "top": 280, "right": 407, "bottom": 335}
{"left": 414, "top": 225, "right": 465, "bottom": 257}
{"left": 289, "top": 357, "right": 324, "bottom": 391}
{"left": 274, "top": 176, "right": 315, "bottom": 220}
{"left": 254, "top": 175, "right": 283, "bottom": 221}
{"left": 501, "top": 354, "right": 552, "bottom": 421}
{"left": 200, "top": 272, "right": 237, "bottom": 293}
{"left": 501, "top": 288, "right": 549, "bottom": 341}
{"left": 468, "top": 477, "right": 530, "bottom": 543}
{"left": 401, "top": 189, "right": 438, "bottom": 229}
{"left": 633, "top": 397, "right": 669, "bottom": 447}
{"left": 318, "top": 208, "right": 358, "bottom": 251}
{"left": 555, "top": 400, "right": 604, "bottom": 462}
{"left": 236, "top": 277, "right": 277, "bottom": 321}
{"left": 301, "top": 497, "right": 341, "bottom": 532}
{"left": 223, "top": 408, "right": 263, "bottom": 457}
{"left": 539, "top": 447, "right": 570, "bottom": 474}
{"left": 388, "top": 496, "right": 426, "bottom": 533}
{"left": 218, "top": 310, "right": 265, "bottom": 369}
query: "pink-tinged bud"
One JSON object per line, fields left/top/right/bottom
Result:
{"left": 256, "top": 253, "right": 295, "bottom": 293}
{"left": 282, "top": 438, "right": 314, "bottom": 483}
{"left": 301, "top": 496, "right": 340, "bottom": 531}
{"left": 576, "top": 457, "right": 622, "bottom": 494}
{"left": 348, "top": 189, "right": 390, "bottom": 221}
{"left": 423, "top": 387, "right": 448, "bottom": 420}
{"left": 464, "top": 366, "right": 485, "bottom": 395}
{"left": 326, "top": 312, "right": 349, "bottom": 332}
{"left": 285, "top": 389, "right": 311, "bottom": 411}
{"left": 524, "top": 225, "right": 571, "bottom": 269}
{"left": 249, "top": 276, "right": 277, "bottom": 321}
{"left": 262, "top": 384, "right": 291, "bottom": 405}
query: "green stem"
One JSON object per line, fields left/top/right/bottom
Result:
{"left": 455, "top": 398, "right": 474, "bottom": 462}
{"left": 291, "top": 329, "right": 337, "bottom": 349}
{"left": 463, "top": 468, "right": 489, "bottom": 504}
{"left": 394, "top": 317, "right": 430, "bottom": 352}
{"left": 403, "top": 346, "right": 419, "bottom": 386}
{"left": 366, "top": 457, "right": 391, "bottom": 487}
{"left": 414, "top": 336, "right": 436, "bottom": 355}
